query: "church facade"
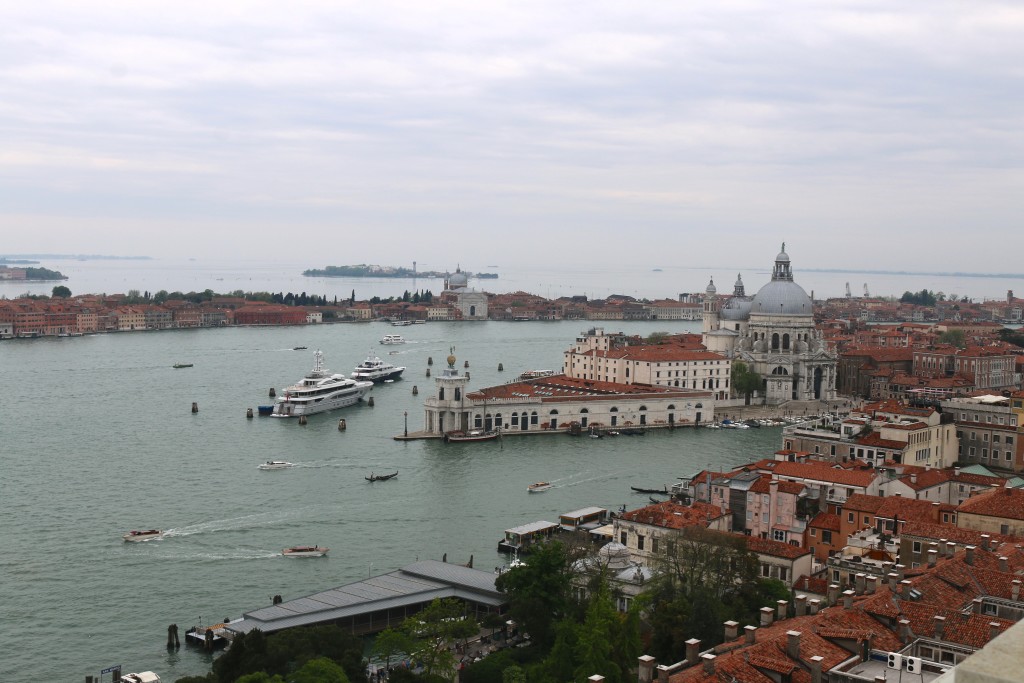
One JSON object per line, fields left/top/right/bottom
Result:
{"left": 702, "top": 245, "right": 838, "bottom": 405}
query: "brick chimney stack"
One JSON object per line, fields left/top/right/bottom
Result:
{"left": 745, "top": 625, "right": 758, "bottom": 644}
{"left": 786, "top": 631, "right": 801, "bottom": 660}
{"left": 637, "top": 655, "right": 655, "bottom": 683}
{"left": 685, "top": 638, "right": 700, "bottom": 665}
{"left": 701, "top": 654, "right": 716, "bottom": 675}
{"left": 724, "top": 621, "right": 739, "bottom": 641}
{"left": 810, "top": 655, "right": 824, "bottom": 683}
{"left": 760, "top": 607, "right": 775, "bottom": 627}
{"left": 934, "top": 615, "right": 945, "bottom": 640}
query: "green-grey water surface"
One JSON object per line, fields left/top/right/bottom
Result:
{"left": 0, "top": 320, "right": 781, "bottom": 681}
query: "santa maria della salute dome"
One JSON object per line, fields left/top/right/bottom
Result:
{"left": 702, "top": 243, "right": 837, "bottom": 405}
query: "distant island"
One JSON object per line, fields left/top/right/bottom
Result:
{"left": 0, "top": 265, "right": 68, "bottom": 281}
{"left": 0, "top": 254, "right": 150, "bottom": 261}
{"left": 304, "top": 264, "right": 497, "bottom": 279}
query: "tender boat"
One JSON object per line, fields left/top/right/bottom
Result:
{"left": 379, "top": 334, "right": 406, "bottom": 345}
{"left": 272, "top": 350, "right": 373, "bottom": 417}
{"left": 257, "top": 405, "right": 275, "bottom": 416}
{"left": 172, "top": 363, "right": 193, "bottom": 369}
{"left": 365, "top": 471, "right": 398, "bottom": 482}
{"left": 351, "top": 353, "right": 405, "bottom": 383}
{"left": 283, "top": 545, "right": 329, "bottom": 557}
{"left": 258, "top": 460, "right": 294, "bottom": 470}
{"left": 293, "top": 346, "right": 307, "bottom": 350}
{"left": 443, "top": 429, "right": 499, "bottom": 443}
{"left": 120, "top": 673, "right": 162, "bottom": 683}
{"left": 123, "top": 529, "right": 163, "bottom": 542}
{"left": 527, "top": 482, "right": 552, "bottom": 493}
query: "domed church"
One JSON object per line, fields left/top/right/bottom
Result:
{"left": 702, "top": 244, "right": 837, "bottom": 404}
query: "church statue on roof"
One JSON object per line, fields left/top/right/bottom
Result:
{"left": 702, "top": 243, "right": 837, "bottom": 404}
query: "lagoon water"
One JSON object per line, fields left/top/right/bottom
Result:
{"left": 1, "top": 318, "right": 788, "bottom": 681}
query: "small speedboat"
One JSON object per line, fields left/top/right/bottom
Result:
{"left": 172, "top": 363, "right": 193, "bottom": 369}
{"left": 258, "top": 460, "right": 294, "bottom": 470}
{"left": 283, "top": 545, "right": 329, "bottom": 557}
{"left": 123, "top": 529, "right": 163, "bottom": 542}
{"left": 528, "top": 482, "right": 552, "bottom": 493}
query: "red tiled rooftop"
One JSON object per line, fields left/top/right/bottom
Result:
{"left": 468, "top": 375, "right": 708, "bottom": 401}
{"left": 958, "top": 485, "right": 1024, "bottom": 521}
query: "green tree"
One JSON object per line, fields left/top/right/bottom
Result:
{"left": 495, "top": 541, "right": 575, "bottom": 647}
{"left": 290, "top": 657, "right": 351, "bottom": 683}
{"left": 154, "top": 290, "right": 169, "bottom": 304}
{"left": 372, "top": 627, "right": 417, "bottom": 670}
{"left": 235, "top": 674, "right": 283, "bottom": 683}
{"left": 402, "top": 598, "right": 478, "bottom": 680}
{"left": 574, "top": 583, "right": 620, "bottom": 683}
{"left": 644, "top": 331, "right": 670, "bottom": 344}
{"left": 731, "top": 361, "right": 761, "bottom": 405}
{"left": 938, "top": 329, "right": 966, "bottom": 348}
{"left": 51, "top": 285, "right": 71, "bottom": 298}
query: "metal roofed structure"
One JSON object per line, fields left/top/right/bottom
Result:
{"left": 227, "top": 560, "right": 506, "bottom": 636}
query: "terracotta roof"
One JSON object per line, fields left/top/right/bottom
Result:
{"left": 746, "top": 536, "right": 811, "bottom": 560}
{"left": 958, "top": 485, "right": 1024, "bottom": 521}
{"left": 620, "top": 501, "right": 725, "bottom": 529}
{"left": 770, "top": 461, "right": 878, "bottom": 488}
{"left": 808, "top": 512, "right": 841, "bottom": 531}
{"left": 468, "top": 375, "right": 708, "bottom": 402}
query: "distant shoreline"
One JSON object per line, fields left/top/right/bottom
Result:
{"left": 802, "top": 268, "right": 1024, "bottom": 280}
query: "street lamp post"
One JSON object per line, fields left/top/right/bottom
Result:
{"left": 404, "top": 411, "right": 408, "bottom": 437}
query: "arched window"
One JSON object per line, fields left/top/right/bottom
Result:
{"left": 530, "top": 411, "right": 538, "bottom": 425}
{"left": 438, "top": 387, "right": 445, "bottom": 400}
{"left": 782, "top": 333, "right": 790, "bottom": 350}
{"left": 667, "top": 405, "right": 675, "bottom": 410}
{"left": 610, "top": 407, "right": 619, "bottom": 412}
{"left": 580, "top": 408, "right": 589, "bottom": 413}
{"left": 772, "top": 333, "right": 780, "bottom": 350}
{"left": 549, "top": 409, "right": 559, "bottom": 415}
{"left": 695, "top": 403, "right": 703, "bottom": 409}
{"left": 494, "top": 413, "right": 502, "bottom": 429}
{"left": 455, "top": 388, "right": 461, "bottom": 401}
{"left": 639, "top": 406, "right": 647, "bottom": 411}
{"left": 772, "top": 366, "right": 788, "bottom": 375}
{"left": 511, "top": 412, "right": 519, "bottom": 426}
{"left": 474, "top": 414, "right": 482, "bottom": 428}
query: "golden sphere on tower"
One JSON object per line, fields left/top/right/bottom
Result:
{"left": 447, "top": 354, "right": 456, "bottom": 367}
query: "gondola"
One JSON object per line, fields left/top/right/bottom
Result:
{"left": 626, "top": 483, "right": 667, "bottom": 493}
{"left": 366, "top": 471, "right": 398, "bottom": 482}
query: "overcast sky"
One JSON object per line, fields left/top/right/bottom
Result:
{"left": 2, "top": 1, "right": 1022, "bottom": 273}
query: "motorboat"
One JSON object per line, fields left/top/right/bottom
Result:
{"left": 258, "top": 460, "right": 294, "bottom": 470}
{"left": 365, "top": 471, "right": 398, "bottom": 482}
{"left": 293, "top": 346, "right": 307, "bottom": 350}
{"left": 527, "top": 482, "right": 552, "bottom": 493}
{"left": 391, "top": 320, "right": 412, "bottom": 326}
{"left": 517, "top": 369, "right": 557, "bottom": 381}
{"left": 272, "top": 350, "right": 373, "bottom": 417}
{"left": 351, "top": 353, "right": 405, "bottom": 383}
{"left": 172, "top": 363, "right": 193, "bottom": 369}
{"left": 120, "top": 673, "right": 162, "bottom": 683}
{"left": 123, "top": 529, "right": 163, "bottom": 542}
{"left": 443, "top": 429, "right": 499, "bottom": 443}
{"left": 379, "top": 334, "right": 406, "bottom": 345}
{"left": 283, "top": 545, "right": 329, "bottom": 557}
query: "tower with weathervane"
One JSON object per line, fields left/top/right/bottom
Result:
{"left": 423, "top": 349, "right": 471, "bottom": 435}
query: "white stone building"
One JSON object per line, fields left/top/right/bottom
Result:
{"left": 702, "top": 244, "right": 838, "bottom": 404}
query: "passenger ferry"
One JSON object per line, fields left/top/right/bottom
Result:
{"left": 272, "top": 350, "right": 373, "bottom": 417}
{"left": 379, "top": 334, "right": 406, "bottom": 345}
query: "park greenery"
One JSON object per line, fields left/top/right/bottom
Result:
{"left": 23, "top": 266, "right": 67, "bottom": 281}
{"left": 68, "top": 288, "right": 435, "bottom": 309}
{"left": 997, "top": 327, "right": 1024, "bottom": 349}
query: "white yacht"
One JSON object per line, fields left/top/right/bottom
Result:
{"left": 379, "top": 334, "right": 405, "bottom": 345}
{"left": 258, "top": 460, "right": 294, "bottom": 470}
{"left": 272, "top": 350, "right": 373, "bottom": 417}
{"left": 351, "top": 353, "right": 405, "bottom": 383}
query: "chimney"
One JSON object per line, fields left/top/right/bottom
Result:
{"left": 589, "top": 676, "right": 605, "bottom": 683}
{"left": 895, "top": 563, "right": 906, "bottom": 579}
{"left": 1000, "top": 557, "right": 1009, "bottom": 573}
{"left": 855, "top": 572, "right": 867, "bottom": 595}
{"left": 911, "top": 473, "right": 917, "bottom": 484}
{"left": 929, "top": 541, "right": 939, "bottom": 556}
{"left": 810, "top": 655, "right": 824, "bottom": 683}
{"left": 745, "top": 625, "right": 758, "bottom": 644}
{"left": 934, "top": 615, "right": 946, "bottom": 640}
{"left": 973, "top": 598, "right": 984, "bottom": 614}
{"left": 656, "top": 665, "right": 670, "bottom": 683}
{"left": 809, "top": 598, "right": 821, "bottom": 614}
{"left": 928, "top": 549, "right": 938, "bottom": 567}
{"left": 685, "top": 638, "right": 701, "bottom": 664}
{"left": 899, "top": 580, "right": 912, "bottom": 596}
{"left": 795, "top": 594, "right": 808, "bottom": 616}
{"left": 866, "top": 575, "right": 878, "bottom": 594}
{"left": 990, "top": 622, "right": 1002, "bottom": 642}
{"left": 724, "top": 621, "right": 739, "bottom": 641}
{"left": 899, "top": 619, "right": 911, "bottom": 642}
{"left": 637, "top": 655, "right": 655, "bottom": 683}
{"left": 1012, "top": 580, "right": 1021, "bottom": 601}
{"left": 828, "top": 584, "right": 841, "bottom": 605}
{"left": 701, "top": 654, "right": 716, "bottom": 676}
{"left": 946, "top": 541, "right": 956, "bottom": 558}
{"left": 760, "top": 606, "right": 775, "bottom": 627}
{"left": 777, "top": 599, "right": 789, "bottom": 621}
{"left": 888, "top": 573, "right": 899, "bottom": 592}
{"left": 981, "top": 534, "right": 991, "bottom": 550}
{"left": 843, "top": 590, "right": 855, "bottom": 609}
{"left": 786, "top": 631, "right": 801, "bottom": 660}
{"left": 966, "top": 545, "right": 976, "bottom": 565}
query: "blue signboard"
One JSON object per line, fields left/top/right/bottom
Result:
{"left": 101, "top": 664, "right": 121, "bottom": 674}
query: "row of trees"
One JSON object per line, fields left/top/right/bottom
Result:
{"left": 45, "top": 287, "right": 435, "bottom": 307}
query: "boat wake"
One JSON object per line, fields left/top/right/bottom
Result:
{"left": 557, "top": 468, "right": 631, "bottom": 488}
{"left": 168, "top": 549, "right": 283, "bottom": 561}
{"left": 165, "top": 510, "right": 311, "bottom": 537}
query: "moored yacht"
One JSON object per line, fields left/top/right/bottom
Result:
{"left": 351, "top": 353, "right": 405, "bottom": 383}
{"left": 272, "top": 350, "right": 373, "bottom": 417}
